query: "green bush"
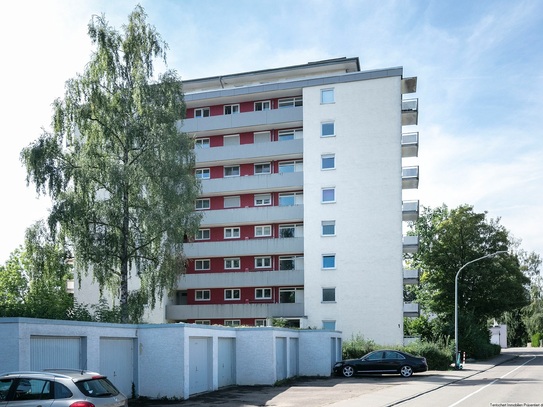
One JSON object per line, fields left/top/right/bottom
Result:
{"left": 405, "top": 341, "right": 453, "bottom": 371}
{"left": 532, "top": 333, "right": 542, "bottom": 347}
{"left": 342, "top": 335, "right": 377, "bottom": 359}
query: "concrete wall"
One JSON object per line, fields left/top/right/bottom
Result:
{"left": 0, "top": 318, "right": 341, "bottom": 400}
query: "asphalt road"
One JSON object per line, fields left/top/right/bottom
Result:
{"left": 131, "top": 347, "right": 543, "bottom": 407}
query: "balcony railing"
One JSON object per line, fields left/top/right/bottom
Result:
{"left": 401, "top": 98, "right": 418, "bottom": 126}
{"left": 402, "top": 200, "right": 419, "bottom": 221}
{"left": 403, "top": 302, "right": 420, "bottom": 317}
{"left": 402, "top": 235, "right": 420, "bottom": 253}
{"left": 402, "top": 166, "right": 419, "bottom": 189}
{"left": 401, "top": 132, "right": 419, "bottom": 158}
{"left": 184, "top": 237, "right": 304, "bottom": 258}
{"left": 178, "top": 269, "right": 304, "bottom": 289}
{"left": 403, "top": 269, "right": 420, "bottom": 285}
{"left": 165, "top": 302, "right": 304, "bottom": 320}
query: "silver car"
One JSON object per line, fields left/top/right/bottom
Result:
{"left": 0, "top": 370, "right": 127, "bottom": 407}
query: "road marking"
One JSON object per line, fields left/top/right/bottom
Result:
{"left": 447, "top": 356, "right": 537, "bottom": 407}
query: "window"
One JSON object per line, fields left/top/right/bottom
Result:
{"left": 255, "top": 319, "right": 267, "bottom": 326}
{"left": 196, "top": 229, "right": 210, "bottom": 240}
{"left": 322, "top": 321, "right": 336, "bottom": 330}
{"left": 224, "top": 196, "right": 240, "bottom": 208}
{"left": 279, "top": 192, "right": 303, "bottom": 206}
{"left": 195, "top": 168, "right": 210, "bottom": 179}
{"left": 196, "top": 198, "right": 210, "bottom": 210}
{"left": 278, "top": 97, "right": 302, "bottom": 108}
{"left": 195, "top": 138, "right": 210, "bottom": 148}
{"left": 279, "top": 224, "right": 295, "bottom": 238}
{"left": 254, "top": 163, "right": 271, "bottom": 175}
{"left": 322, "top": 188, "right": 335, "bottom": 203}
{"left": 321, "top": 122, "right": 335, "bottom": 137}
{"left": 223, "top": 134, "right": 240, "bottom": 146}
{"left": 255, "top": 225, "right": 272, "bottom": 237}
{"left": 254, "top": 193, "right": 271, "bottom": 206}
{"left": 195, "top": 107, "right": 210, "bottom": 117}
{"left": 224, "top": 104, "right": 239, "bottom": 115}
{"left": 224, "top": 320, "right": 241, "bottom": 326}
{"left": 322, "top": 288, "right": 336, "bottom": 302}
{"left": 278, "top": 128, "right": 303, "bottom": 141}
{"left": 322, "top": 254, "right": 336, "bottom": 269}
{"left": 254, "top": 131, "right": 271, "bottom": 143}
{"left": 224, "top": 165, "right": 240, "bottom": 177}
{"left": 255, "top": 288, "right": 272, "bottom": 299}
{"left": 279, "top": 287, "right": 302, "bottom": 303}
{"left": 279, "top": 256, "right": 295, "bottom": 271}
{"left": 224, "top": 258, "right": 240, "bottom": 269}
{"left": 254, "top": 101, "right": 271, "bottom": 111}
{"left": 224, "top": 227, "right": 240, "bottom": 239}
{"left": 279, "top": 160, "right": 303, "bottom": 173}
{"left": 321, "top": 89, "right": 334, "bottom": 104}
{"left": 321, "top": 221, "right": 335, "bottom": 236}
{"left": 195, "top": 320, "right": 211, "bottom": 325}
{"left": 225, "top": 289, "right": 241, "bottom": 300}
{"left": 195, "top": 259, "right": 210, "bottom": 271}
{"left": 195, "top": 290, "right": 210, "bottom": 301}
{"left": 13, "top": 378, "right": 52, "bottom": 401}
{"left": 255, "top": 256, "right": 271, "bottom": 268}
{"left": 321, "top": 154, "right": 335, "bottom": 170}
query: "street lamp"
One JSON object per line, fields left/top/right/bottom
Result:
{"left": 454, "top": 250, "right": 507, "bottom": 369}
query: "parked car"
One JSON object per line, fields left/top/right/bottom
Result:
{"left": 0, "top": 369, "right": 127, "bottom": 407}
{"left": 333, "top": 349, "right": 428, "bottom": 378}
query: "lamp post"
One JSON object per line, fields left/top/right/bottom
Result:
{"left": 454, "top": 250, "right": 507, "bottom": 369}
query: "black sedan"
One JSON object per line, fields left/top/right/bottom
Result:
{"left": 333, "top": 349, "right": 428, "bottom": 378}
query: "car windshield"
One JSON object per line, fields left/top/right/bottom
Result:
{"left": 75, "top": 378, "right": 120, "bottom": 397}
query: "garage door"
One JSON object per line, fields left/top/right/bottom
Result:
{"left": 100, "top": 338, "right": 134, "bottom": 397}
{"left": 275, "top": 337, "right": 287, "bottom": 381}
{"left": 218, "top": 338, "right": 236, "bottom": 388}
{"left": 189, "top": 337, "right": 212, "bottom": 395}
{"left": 30, "top": 336, "right": 81, "bottom": 370}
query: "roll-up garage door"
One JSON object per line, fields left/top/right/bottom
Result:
{"left": 30, "top": 336, "right": 82, "bottom": 370}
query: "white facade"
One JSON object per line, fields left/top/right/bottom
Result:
{"left": 73, "top": 57, "right": 419, "bottom": 345}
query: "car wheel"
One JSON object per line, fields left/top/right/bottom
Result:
{"left": 400, "top": 365, "right": 413, "bottom": 378}
{"left": 342, "top": 365, "right": 355, "bottom": 378}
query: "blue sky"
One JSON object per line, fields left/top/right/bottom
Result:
{"left": 1, "top": 0, "right": 542, "bottom": 263}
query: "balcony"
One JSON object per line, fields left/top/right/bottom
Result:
{"left": 178, "top": 269, "right": 304, "bottom": 289}
{"left": 403, "top": 302, "right": 420, "bottom": 317}
{"left": 184, "top": 237, "right": 304, "bottom": 258}
{"left": 402, "top": 200, "right": 419, "bottom": 221}
{"left": 401, "top": 132, "right": 419, "bottom": 158}
{"left": 179, "top": 106, "right": 303, "bottom": 136}
{"left": 201, "top": 171, "right": 303, "bottom": 196}
{"left": 402, "top": 98, "right": 418, "bottom": 126}
{"left": 200, "top": 205, "right": 303, "bottom": 227}
{"left": 402, "top": 235, "right": 420, "bottom": 253}
{"left": 196, "top": 138, "right": 303, "bottom": 167}
{"left": 402, "top": 166, "right": 419, "bottom": 189}
{"left": 165, "top": 302, "right": 304, "bottom": 321}
{"left": 401, "top": 77, "right": 417, "bottom": 94}
{"left": 403, "top": 269, "right": 420, "bottom": 285}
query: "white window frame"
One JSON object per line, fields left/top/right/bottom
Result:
{"left": 195, "top": 138, "right": 210, "bottom": 148}
{"left": 224, "top": 319, "right": 241, "bottom": 326}
{"left": 195, "top": 198, "right": 210, "bottom": 210}
{"left": 321, "top": 154, "right": 335, "bottom": 170}
{"left": 255, "top": 319, "right": 267, "bottom": 327}
{"left": 321, "top": 88, "right": 335, "bottom": 104}
{"left": 279, "top": 287, "right": 303, "bottom": 303}
{"left": 278, "top": 97, "right": 302, "bottom": 108}
{"left": 224, "top": 196, "right": 241, "bottom": 208}
{"left": 195, "top": 320, "right": 211, "bottom": 325}
{"left": 195, "top": 107, "right": 210, "bottom": 117}
{"left": 196, "top": 229, "right": 210, "bottom": 240}
{"left": 254, "top": 193, "right": 272, "bottom": 206}
{"left": 224, "top": 227, "right": 240, "bottom": 239}
{"left": 195, "top": 290, "right": 210, "bottom": 301}
{"left": 254, "top": 162, "right": 271, "bottom": 175}
{"left": 279, "top": 192, "right": 303, "bottom": 206}
{"left": 322, "top": 254, "right": 336, "bottom": 269}
{"left": 321, "top": 221, "right": 335, "bottom": 236}
{"left": 224, "top": 289, "right": 241, "bottom": 300}
{"left": 255, "top": 288, "right": 272, "bottom": 299}
{"left": 278, "top": 160, "right": 303, "bottom": 173}
{"left": 195, "top": 168, "right": 210, "bottom": 179}
{"left": 254, "top": 256, "right": 271, "bottom": 269}
{"left": 321, "top": 121, "right": 335, "bottom": 137}
{"left": 224, "top": 165, "right": 240, "bottom": 177}
{"left": 255, "top": 225, "right": 272, "bottom": 237}
{"left": 322, "top": 188, "right": 336, "bottom": 203}
{"left": 224, "top": 258, "right": 241, "bottom": 269}
{"left": 224, "top": 104, "right": 239, "bottom": 115}
{"left": 278, "top": 128, "right": 303, "bottom": 141}
{"left": 254, "top": 101, "right": 271, "bottom": 111}
{"left": 195, "top": 259, "right": 210, "bottom": 271}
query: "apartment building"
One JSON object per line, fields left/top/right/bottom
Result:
{"left": 164, "top": 57, "right": 420, "bottom": 343}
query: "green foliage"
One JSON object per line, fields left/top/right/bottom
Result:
{"left": 404, "top": 340, "right": 453, "bottom": 370}
{"left": 532, "top": 333, "right": 542, "bottom": 347}
{"left": 342, "top": 335, "right": 377, "bottom": 359}
{"left": 0, "top": 249, "right": 28, "bottom": 314}
{"left": 20, "top": 6, "right": 201, "bottom": 322}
